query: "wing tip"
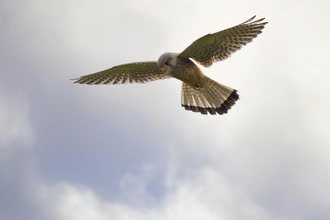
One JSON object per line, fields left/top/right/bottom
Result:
{"left": 71, "top": 78, "right": 80, "bottom": 84}
{"left": 243, "top": 15, "right": 268, "bottom": 25}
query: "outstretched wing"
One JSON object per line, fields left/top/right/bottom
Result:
{"left": 178, "top": 16, "right": 268, "bottom": 67}
{"left": 73, "top": 61, "right": 171, "bottom": 85}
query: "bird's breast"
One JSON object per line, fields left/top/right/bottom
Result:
{"left": 169, "top": 58, "right": 205, "bottom": 88}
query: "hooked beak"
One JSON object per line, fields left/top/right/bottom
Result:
{"left": 161, "top": 66, "right": 167, "bottom": 73}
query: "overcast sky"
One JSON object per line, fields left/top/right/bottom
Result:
{"left": 1, "top": 0, "right": 330, "bottom": 219}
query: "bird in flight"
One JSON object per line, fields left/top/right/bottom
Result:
{"left": 73, "top": 16, "right": 267, "bottom": 115}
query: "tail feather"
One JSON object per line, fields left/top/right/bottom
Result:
{"left": 181, "top": 77, "right": 239, "bottom": 115}
{"left": 190, "top": 89, "right": 209, "bottom": 114}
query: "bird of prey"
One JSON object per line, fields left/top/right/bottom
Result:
{"left": 73, "top": 16, "right": 267, "bottom": 115}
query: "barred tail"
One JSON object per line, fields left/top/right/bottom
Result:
{"left": 181, "top": 77, "right": 239, "bottom": 115}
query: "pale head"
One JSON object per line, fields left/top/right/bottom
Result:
{"left": 157, "top": 52, "right": 177, "bottom": 74}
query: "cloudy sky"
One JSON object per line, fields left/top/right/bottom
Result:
{"left": 1, "top": 0, "right": 330, "bottom": 219}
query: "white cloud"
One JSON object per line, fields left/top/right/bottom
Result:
{"left": 36, "top": 165, "right": 286, "bottom": 220}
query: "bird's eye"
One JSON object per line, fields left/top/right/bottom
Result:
{"left": 164, "top": 61, "right": 169, "bottom": 65}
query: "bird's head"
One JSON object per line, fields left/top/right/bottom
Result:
{"left": 157, "top": 52, "right": 177, "bottom": 74}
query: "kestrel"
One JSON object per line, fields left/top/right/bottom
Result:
{"left": 73, "top": 16, "right": 267, "bottom": 115}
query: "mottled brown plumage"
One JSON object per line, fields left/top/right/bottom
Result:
{"left": 179, "top": 16, "right": 267, "bottom": 67}
{"left": 73, "top": 16, "right": 267, "bottom": 115}
{"left": 73, "top": 62, "right": 170, "bottom": 85}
